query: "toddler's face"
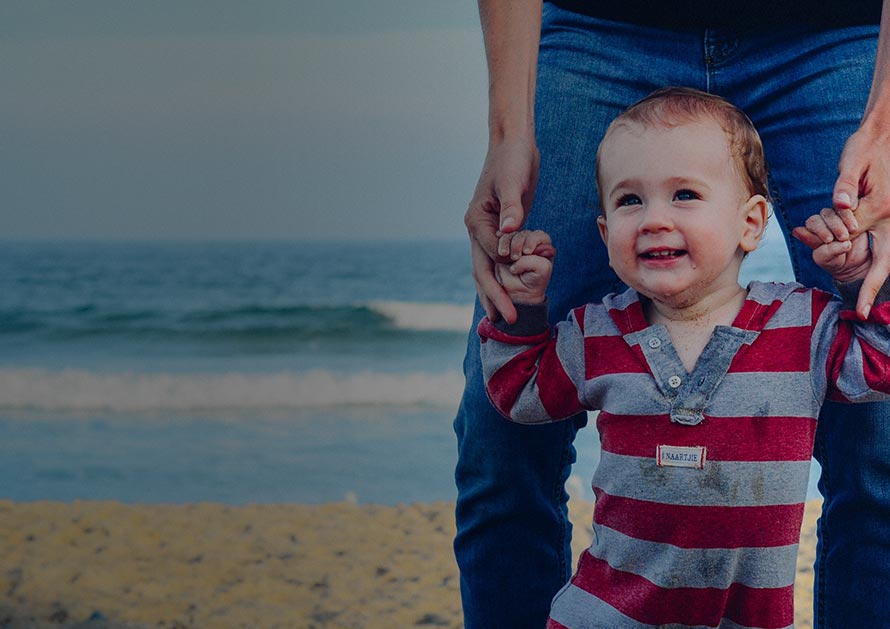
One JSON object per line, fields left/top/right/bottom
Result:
{"left": 596, "top": 119, "right": 766, "bottom": 310}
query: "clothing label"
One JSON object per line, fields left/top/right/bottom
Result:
{"left": 656, "top": 445, "right": 707, "bottom": 469}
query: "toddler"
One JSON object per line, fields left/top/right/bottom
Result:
{"left": 479, "top": 87, "right": 890, "bottom": 628}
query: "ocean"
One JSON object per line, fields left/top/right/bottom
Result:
{"left": 1, "top": 228, "right": 817, "bottom": 505}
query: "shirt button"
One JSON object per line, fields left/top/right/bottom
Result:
{"left": 647, "top": 337, "right": 662, "bottom": 349}
{"left": 668, "top": 375, "right": 682, "bottom": 388}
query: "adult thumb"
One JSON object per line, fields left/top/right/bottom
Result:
{"left": 498, "top": 197, "right": 525, "bottom": 234}
{"left": 833, "top": 156, "right": 863, "bottom": 211}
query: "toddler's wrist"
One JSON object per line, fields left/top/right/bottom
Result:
{"left": 492, "top": 301, "right": 549, "bottom": 336}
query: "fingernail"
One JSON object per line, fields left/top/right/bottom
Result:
{"left": 864, "top": 305, "right": 871, "bottom": 319}
{"left": 500, "top": 217, "right": 516, "bottom": 230}
{"left": 835, "top": 192, "right": 852, "bottom": 207}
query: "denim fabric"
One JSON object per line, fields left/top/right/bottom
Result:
{"left": 454, "top": 5, "right": 888, "bottom": 628}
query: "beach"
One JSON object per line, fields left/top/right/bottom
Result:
{"left": 1, "top": 498, "right": 820, "bottom": 628}
{"left": 0, "top": 241, "right": 817, "bottom": 628}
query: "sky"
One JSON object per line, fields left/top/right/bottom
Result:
{"left": 1, "top": 1, "right": 488, "bottom": 240}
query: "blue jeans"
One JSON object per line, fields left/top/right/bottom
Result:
{"left": 454, "top": 6, "right": 890, "bottom": 628}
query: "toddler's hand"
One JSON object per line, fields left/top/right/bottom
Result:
{"left": 793, "top": 208, "right": 871, "bottom": 283}
{"left": 493, "top": 230, "right": 555, "bottom": 305}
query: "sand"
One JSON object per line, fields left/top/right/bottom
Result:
{"left": 0, "top": 498, "right": 820, "bottom": 628}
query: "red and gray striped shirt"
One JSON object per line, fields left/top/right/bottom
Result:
{"left": 479, "top": 281, "right": 890, "bottom": 629}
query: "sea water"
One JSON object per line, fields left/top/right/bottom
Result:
{"left": 0, "top": 227, "right": 815, "bottom": 505}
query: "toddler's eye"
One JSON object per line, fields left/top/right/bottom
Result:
{"left": 616, "top": 194, "right": 642, "bottom": 208}
{"left": 674, "top": 189, "right": 700, "bottom": 201}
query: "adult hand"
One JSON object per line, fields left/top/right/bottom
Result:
{"left": 465, "top": 135, "right": 540, "bottom": 323}
{"left": 832, "top": 124, "right": 890, "bottom": 318}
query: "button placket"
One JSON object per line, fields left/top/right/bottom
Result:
{"left": 625, "top": 327, "right": 684, "bottom": 400}
{"left": 625, "top": 324, "right": 759, "bottom": 425}
{"left": 668, "top": 327, "right": 759, "bottom": 425}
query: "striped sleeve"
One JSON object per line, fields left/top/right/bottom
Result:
{"left": 478, "top": 304, "right": 588, "bottom": 424}
{"left": 811, "top": 281, "right": 890, "bottom": 403}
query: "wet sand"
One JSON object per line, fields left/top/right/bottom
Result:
{"left": 0, "top": 498, "right": 820, "bottom": 628}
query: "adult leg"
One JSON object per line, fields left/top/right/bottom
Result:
{"left": 717, "top": 24, "right": 890, "bottom": 628}
{"left": 454, "top": 8, "right": 705, "bottom": 626}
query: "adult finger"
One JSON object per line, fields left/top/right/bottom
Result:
{"left": 465, "top": 201, "right": 501, "bottom": 259}
{"left": 471, "top": 237, "right": 516, "bottom": 323}
{"left": 857, "top": 234, "right": 890, "bottom": 319}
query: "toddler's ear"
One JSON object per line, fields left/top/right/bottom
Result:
{"left": 596, "top": 214, "right": 609, "bottom": 245}
{"left": 740, "top": 195, "right": 769, "bottom": 253}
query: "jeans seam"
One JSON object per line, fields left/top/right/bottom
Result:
{"left": 703, "top": 30, "right": 712, "bottom": 93}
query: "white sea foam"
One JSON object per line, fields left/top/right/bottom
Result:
{"left": 0, "top": 368, "right": 465, "bottom": 413}
{"left": 368, "top": 300, "right": 473, "bottom": 333}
